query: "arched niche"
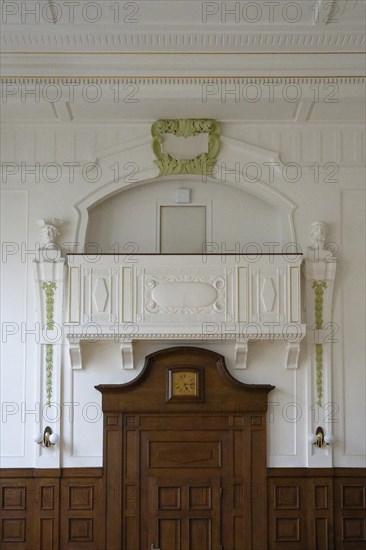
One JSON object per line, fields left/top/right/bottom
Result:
{"left": 85, "top": 176, "right": 291, "bottom": 252}
{"left": 73, "top": 136, "right": 297, "bottom": 252}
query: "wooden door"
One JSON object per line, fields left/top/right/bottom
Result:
{"left": 141, "top": 422, "right": 228, "bottom": 549}
{"left": 147, "top": 476, "right": 221, "bottom": 550}
{"left": 96, "top": 346, "right": 274, "bottom": 550}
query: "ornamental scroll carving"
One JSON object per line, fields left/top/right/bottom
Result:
{"left": 151, "top": 118, "right": 220, "bottom": 176}
{"left": 145, "top": 275, "right": 226, "bottom": 315}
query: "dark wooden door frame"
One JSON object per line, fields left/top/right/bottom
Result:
{"left": 96, "top": 346, "right": 275, "bottom": 550}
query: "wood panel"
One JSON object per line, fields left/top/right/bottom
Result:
{"left": 335, "top": 476, "right": 366, "bottom": 550}
{"left": 0, "top": 467, "right": 365, "bottom": 549}
{"left": 268, "top": 468, "right": 365, "bottom": 550}
{"left": 0, "top": 469, "right": 103, "bottom": 550}
{"left": 60, "top": 472, "right": 104, "bottom": 550}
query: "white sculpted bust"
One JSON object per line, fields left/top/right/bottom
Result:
{"left": 309, "top": 221, "right": 328, "bottom": 250}
{"left": 38, "top": 218, "right": 62, "bottom": 249}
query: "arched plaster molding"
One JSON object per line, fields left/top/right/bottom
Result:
{"left": 73, "top": 136, "right": 298, "bottom": 249}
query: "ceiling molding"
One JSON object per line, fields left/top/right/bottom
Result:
{"left": 1, "top": 52, "right": 365, "bottom": 78}
{"left": 1, "top": 0, "right": 365, "bottom": 55}
{"left": 2, "top": 29, "right": 365, "bottom": 54}
{"left": 1, "top": 76, "right": 365, "bottom": 85}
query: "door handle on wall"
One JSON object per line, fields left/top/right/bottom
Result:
{"left": 151, "top": 545, "right": 160, "bottom": 550}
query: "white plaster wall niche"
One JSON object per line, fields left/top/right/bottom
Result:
{"left": 85, "top": 177, "right": 288, "bottom": 253}
{"left": 73, "top": 134, "right": 298, "bottom": 253}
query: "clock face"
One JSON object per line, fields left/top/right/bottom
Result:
{"left": 167, "top": 368, "right": 203, "bottom": 402}
{"left": 172, "top": 371, "right": 197, "bottom": 396}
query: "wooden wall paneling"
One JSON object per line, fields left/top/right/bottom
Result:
{"left": 334, "top": 474, "right": 366, "bottom": 550}
{"left": 250, "top": 414, "right": 268, "bottom": 550}
{"left": 104, "top": 413, "right": 122, "bottom": 550}
{"left": 268, "top": 469, "right": 366, "bottom": 550}
{"left": 0, "top": 479, "right": 29, "bottom": 550}
{"left": 0, "top": 467, "right": 365, "bottom": 549}
{"left": 36, "top": 477, "right": 60, "bottom": 550}
{"left": 307, "top": 477, "right": 334, "bottom": 550}
{"left": 231, "top": 415, "right": 250, "bottom": 550}
{"left": 0, "top": 469, "right": 103, "bottom": 550}
{"left": 60, "top": 469, "right": 104, "bottom": 550}
{"left": 123, "top": 414, "right": 140, "bottom": 550}
{"left": 268, "top": 477, "right": 307, "bottom": 550}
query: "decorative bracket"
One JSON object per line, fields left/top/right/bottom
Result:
{"left": 234, "top": 341, "right": 248, "bottom": 369}
{"left": 120, "top": 340, "right": 134, "bottom": 370}
{"left": 286, "top": 342, "right": 301, "bottom": 369}
{"left": 68, "top": 338, "right": 82, "bottom": 370}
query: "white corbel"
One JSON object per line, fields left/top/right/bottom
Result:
{"left": 234, "top": 341, "right": 248, "bottom": 369}
{"left": 68, "top": 338, "right": 82, "bottom": 370}
{"left": 120, "top": 340, "right": 134, "bottom": 369}
{"left": 286, "top": 342, "right": 300, "bottom": 369}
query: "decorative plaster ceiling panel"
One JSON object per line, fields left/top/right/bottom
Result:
{"left": 1, "top": 0, "right": 365, "bottom": 53}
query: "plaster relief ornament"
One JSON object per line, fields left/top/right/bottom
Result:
{"left": 38, "top": 218, "right": 63, "bottom": 249}
{"left": 309, "top": 221, "right": 328, "bottom": 250}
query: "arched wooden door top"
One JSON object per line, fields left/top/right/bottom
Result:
{"left": 96, "top": 346, "right": 275, "bottom": 413}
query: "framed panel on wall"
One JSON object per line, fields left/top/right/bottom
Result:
{"left": 157, "top": 201, "right": 212, "bottom": 253}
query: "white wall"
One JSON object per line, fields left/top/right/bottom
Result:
{"left": 1, "top": 120, "right": 365, "bottom": 469}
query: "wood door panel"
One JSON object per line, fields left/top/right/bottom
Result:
{"left": 148, "top": 440, "right": 222, "bottom": 469}
{"left": 139, "top": 414, "right": 231, "bottom": 430}
{"left": 149, "top": 477, "right": 221, "bottom": 550}
{"left": 189, "top": 518, "right": 212, "bottom": 550}
{"left": 141, "top": 429, "right": 230, "bottom": 474}
{"left": 158, "top": 518, "right": 181, "bottom": 550}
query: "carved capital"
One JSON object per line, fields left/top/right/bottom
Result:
{"left": 38, "top": 218, "right": 64, "bottom": 249}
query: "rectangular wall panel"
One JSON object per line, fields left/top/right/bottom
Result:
{"left": 0, "top": 190, "right": 28, "bottom": 463}
{"left": 341, "top": 190, "right": 366, "bottom": 460}
{"left": 237, "top": 267, "right": 248, "bottom": 322}
{"left": 68, "top": 266, "right": 80, "bottom": 323}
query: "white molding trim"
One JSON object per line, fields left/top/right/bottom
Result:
{"left": 1, "top": 54, "right": 365, "bottom": 78}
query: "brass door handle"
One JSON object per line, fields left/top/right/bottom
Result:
{"left": 151, "top": 545, "right": 160, "bottom": 550}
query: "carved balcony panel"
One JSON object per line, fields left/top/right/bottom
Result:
{"left": 65, "top": 254, "right": 305, "bottom": 370}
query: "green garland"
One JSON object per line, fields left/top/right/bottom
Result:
{"left": 42, "top": 282, "right": 56, "bottom": 406}
{"left": 151, "top": 119, "right": 220, "bottom": 176}
{"left": 45, "top": 344, "right": 54, "bottom": 407}
{"left": 312, "top": 281, "right": 327, "bottom": 406}
{"left": 42, "top": 282, "right": 56, "bottom": 329}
